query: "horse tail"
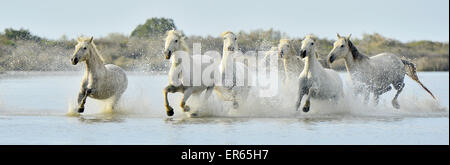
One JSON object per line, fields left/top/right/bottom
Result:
{"left": 402, "top": 59, "right": 436, "bottom": 99}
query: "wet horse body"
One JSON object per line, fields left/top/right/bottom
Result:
{"left": 345, "top": 52, "right": 404, "bottom": 98}
{"left": 214, "top": 31, "right": 251, "bottom": 109}
{"left": 277, "top": 39, "right": 304, "bottom": 84}
{"left": 71, "top": 37, "right": 128, "bottom": 113}
{"left": 163, "top": 30, "right": 215, "bottom": 116}
{"left": 328, "top": 34, "right": 435, "bottom": 108}
{"left": 296, "top": 35, "right": 343, "bottom": 112}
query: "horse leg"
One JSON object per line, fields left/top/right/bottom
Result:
{"left": 374, "top": 94, "right": 380, "bottom": 105}
{"left": 232, "top": 89, "right": 239, "bottom": 109}
{"left": 374, "top": 86, "right": 392, "bottom": 105}
{"left": 203, "top": 86, "right": 214, "bottom": 100}
{"left": 78, "top": 88, "right": 92, "bottom": 113}
{"left": 181, "top": 87, "right": 193, "bottom": 112}
{"left": 302, "top": 87, "right": 317, "bottom": 113}
{"left": 111, "top": 93, "right": 123, "bottom": 111}
{"left": 363, "top": 91, "right": 370, "bottom": 105}
{"left": 392, "top": 82, "right": 405, "bottom": 109}
{"left": 239, "top": 87, "right": 250, "bottom": 108}
{"left": 295, "top": 78, "right": 308, "bottom": 111}
{"left": 163, "top": 85, "right": 176, "bottom": 116}
{"left": 77, "top": 88, "right": 86, "bottom": 107}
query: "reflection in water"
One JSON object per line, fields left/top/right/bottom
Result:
{"left": 166, "top": 116, "right": 250, "bottom": 125}
{"left": 78, "top": 114, "right": 125, "bottom": 123}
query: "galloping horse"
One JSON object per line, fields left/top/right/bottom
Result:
{"left": 296, "top": 35, "right": 343, "bottom": 112}
{"left": 327, "top": 34, "right": 435, "bottom": 109}
{"left": 277, "top": 39, "right": 304, "bottom": 84}
{"left": 162, "top": 30, "right": 215, "bottom": 116}
{"left": 214, "top": 31, "right": 251, "bottom": 109}
{"left": 71, "top": 36, "right": 128, "bottom": 113}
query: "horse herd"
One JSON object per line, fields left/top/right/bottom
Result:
{"left": 70, "top": 30, "right": 436, "bottom": 116}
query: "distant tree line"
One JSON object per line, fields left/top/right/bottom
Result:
{"left": 0, "top": 17, "right": 448, "bottom": 72}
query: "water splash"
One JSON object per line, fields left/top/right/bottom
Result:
{"left": 174, "top": 76, "right": 448, "bottom": 119}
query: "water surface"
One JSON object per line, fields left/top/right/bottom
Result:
{"left": 0, "top": 72, "right": 448, "bottom": 144}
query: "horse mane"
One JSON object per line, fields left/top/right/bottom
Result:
{"left": 305, "top": 34, "right": 318, "bottom": 41}
{"left": 221, "top": 31, "right": 234, "bottom": 38}
{"left": 279, "top": 39, "right": 289, "bottom": 46}
{"left": 90, "top": 41, "right": 105, "bottom": 62}
{"left": 347, "top": 39, "right": 369, "bottom": 61}
{"left": 179, "top": 38, "right": 189, "bottom": 52}
{"left": 78, "top": 37, "right": 105, "bottom": 63}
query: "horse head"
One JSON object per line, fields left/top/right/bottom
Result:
{"left": 300, "top": 34, "right": 318, "bottom": 59}
{"left": 71, "top": 36, "right": 94, "bottom": 65}
{"left": 328, "top": 33, "right": 351, "bottom": 64}
{"left": 164, "top": 30, "right": 186, "bottom": 59}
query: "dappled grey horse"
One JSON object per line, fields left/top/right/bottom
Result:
{"left": 328, "top": 34, "right": 435, "bottom": 109}
{"left": 71, "top": 36, "right": 128, "bottom": 113}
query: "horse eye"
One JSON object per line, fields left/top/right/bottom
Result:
{"left": 175, "top": 40, "right": 178, "bottom": 43}
{"left": 340, "top": 45, "right": 344, "bottom": 48}
{"left": 311, "top": 43, "right": 314, "bottom": 45}
{"left": 234, "top": 38, "right": 237, "bottom": 40}
{"left": 83, "top": 47, "right": 87, "bottom": 50}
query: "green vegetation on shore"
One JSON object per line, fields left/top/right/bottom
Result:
{"left": 0, "top": 17, "right": 448, "bottom": 72}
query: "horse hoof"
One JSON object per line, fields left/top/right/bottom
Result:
{"left": 302, "top": 106, "right": 310, "bottom": 113}
{"left": 386, "top": 86, "right": 392, "bottom": 92}
{"left": 190, "top": 113, "right": 198, "bottom": 117}
{"left": 166, "top": 107, "right": 174, "bottom": 116}
{"left": 392, "top": 100, "right": 400, "bottom": 109}
{"left": 166, "top": 110, "right": 174, "bottom": 116}
{"left": 183, "top": 106, "right": 190, "bottom": 112}
{"left": 77, "top": 107, "right": 85, "bottom": 113}
{"left": 233, "top": 102, "right": 239, "bottom": 109}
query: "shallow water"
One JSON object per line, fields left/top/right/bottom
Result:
{"left": 0, "top": 71, "right": 448, "bottom": 144}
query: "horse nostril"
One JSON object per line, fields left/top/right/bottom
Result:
{"left": 329, "top": 55, "right": 335, "bottom": 63}
{"left": 165, "top": 51, "right": 172, "bottom": 59}
{"left": 71, "top": 57, "right": 78, "bottom": 65}
{"left": 301, "top": 50, "right": 306, "bottom": 58}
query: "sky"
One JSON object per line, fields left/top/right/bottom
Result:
{"left": 0, "top": 0, "right": 448, "bottom": 42}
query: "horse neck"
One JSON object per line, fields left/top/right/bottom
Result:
{"left": 170, "top": 45, "right": 192, "bottom": 70}
{"left": 344, "top": 40, "right": 369, "bottom": 72}
{"left": 85, "top": 46, "right": 106, "bottom": 75}
{"left": 283, "top": 47, "right": 297, "bottom": 63}
{"left": 180, "top": 40, "right": 189, "bottom": 53}
{"left": 304, "top": 50, "right": 319, "bottom": 73}
{"left": 221, "top": 50, "right": 233, "bottom": 72}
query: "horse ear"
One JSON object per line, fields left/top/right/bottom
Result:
{"left": 291, "top": 39, "right": 300, "bottom": 54}
{"left": 77, "top": 37, "right": 82, "bottom": 42}
{"left": 336, "top": 33, "right": 341, "bottom": 38}
{"left": 290, "top": 39, "right": 295, "bottom": 44}
{"left": 89, "top": 36, "right": 94, "bottom": 43}
{"left": 346, "top": 34, "right": 352, "bottom": 40}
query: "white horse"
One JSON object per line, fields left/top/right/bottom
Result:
{"left": 327, "top": 33, "right": 436, "bottom": 109}
{"left": 277, "top": 39, "right": 304, "bottom": 84}
{"left": 296, "top": 35, "right": 343, "bottom": 112}
{"left": 214, "top": 31, "right": 251, "bottom": 109}
{"left": 71, "top": 36, "right": 128, "bottom": 113}
{"left": 262, "top": 46, "right": 284, "bottom": 79}
{"left": 163, "top": 30, "right": 215, "bottom": 116}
